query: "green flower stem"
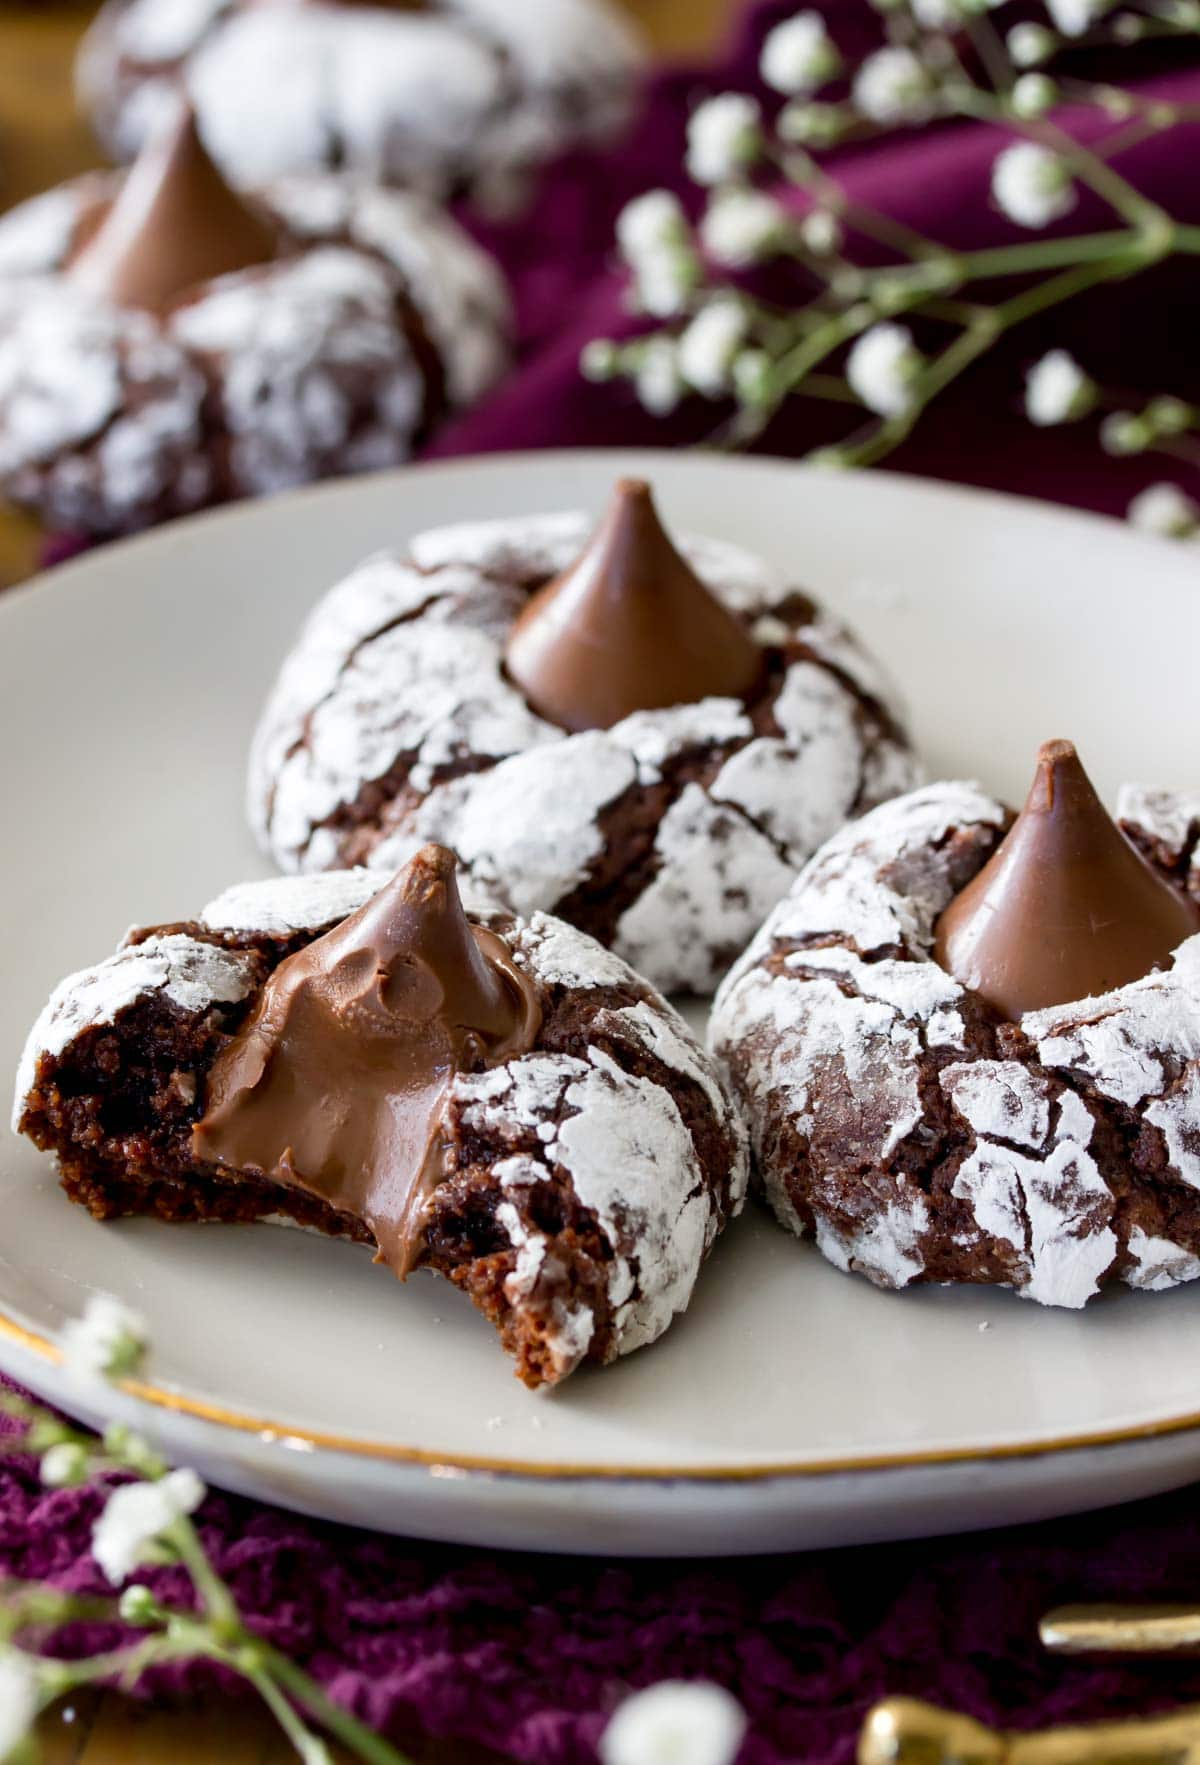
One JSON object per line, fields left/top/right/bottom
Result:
{"left": 827, "top": 248, "right": 1144, "bottom": 469}
{"left": 166, "top": 1518, "right": 240, "bottom": 1637}
{"left": 241, "top": 1663, "right": 340, "bottom": 1764}
{"left": 965, "top": 13, "right": 1015, "bottom": 94}
{"left": 776, "top": 148, "right": 947, "bottom": 261}
{"left": 260, "top": 1644, "right": 415, "bottom": 1765}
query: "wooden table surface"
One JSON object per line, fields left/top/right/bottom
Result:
{"left": 1, "top": 0, "right": 729, "bottom": 1754}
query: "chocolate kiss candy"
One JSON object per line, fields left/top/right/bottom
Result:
{"left": 505, "top": 478, "right": 764, "bottom": 732}
{"left": 933, "top": 739, "right": 1200, "bottom": 1019}
{"left": 193, "top": 844, "right": 541, "bottom": 1276}
{"left": 69, "top": 103, "right": 277, "bottom": 313}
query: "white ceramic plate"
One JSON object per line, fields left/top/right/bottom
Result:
{"left": 3, "top": 450, "right": 1200, "bottom": 1558}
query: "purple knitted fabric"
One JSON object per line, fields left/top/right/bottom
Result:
{"left": 6, "top": 1409, "right": 1200, "bottom": 1765}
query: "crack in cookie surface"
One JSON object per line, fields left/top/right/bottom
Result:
{"left": 251, "top": 514, "right": 920, "bottom": 994}
{"left": 14, "top": 871, "right": 746, "bottom": 1387}
{"left": 710, "top": 781, "right": 1200, "bottom": 1307}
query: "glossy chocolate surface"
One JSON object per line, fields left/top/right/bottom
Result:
{"left": 505, "top": 478, "right": 764, "bottom": 732}
{"left": 933, "top": 739, "right": 1200, "bottom": 1019}
{"left": 193, "top": 846, "right": 541, "bottom": 1274}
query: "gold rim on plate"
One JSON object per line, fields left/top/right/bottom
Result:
{"left": 4, "top": 1306, "right": 1200, "bottom": 1481}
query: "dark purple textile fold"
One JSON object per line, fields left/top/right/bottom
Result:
{"left": 8, "top": 1408, "right": 1200, "bottom": 1765}
{"left": 432, "top": 2, "right": 1200, "bottom": 521}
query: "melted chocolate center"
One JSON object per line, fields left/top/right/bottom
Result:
{"left": 933, "top": 739, "right": 1200, "bottom": 1019}
{"left": 504, "top": 478, "right": 764, "bottom": 732}
{"left": 68, "top": 103, "right": 278, "bottom": 314}
{"left": 192, "top": 845, "right": 541, "bottom": 1276}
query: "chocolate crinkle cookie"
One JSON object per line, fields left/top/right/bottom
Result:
{"left": 709, "top": 748, "right": 1200, "bottom": 1309}
{"left": 0, "top": 106, "right": 509, "bottom": 537}
{"left": 13, "top": 848, "right": 747, "bottom": 1388}
{"left": 77, "top": 0, "right": 643, "bottom": 210}
{"left": 248, "top": 479, "right": 919, "bottom": 996}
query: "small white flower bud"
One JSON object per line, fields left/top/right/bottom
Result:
{"left": 686, "top": 94, "right": 761, "bottom": 185}
{"left": 700, "top": 188, "right": 786, "bottom": 266}
{"left": 1024, "top": 350, "right": 1095, "bottom": 425}
{"left": 1011, "top": 73, "right": 1058, "bottom": 116}
{"left": 852, "top": 47, "right": 935, "bottom": 125}
{"left": 1101, "top": 411, "right": 1152, "bottom": 454}
{"left": 40, "top": 1443, "right": 90, "bottom": 1489}
{"left": 580, "top": 340, "right": 619, "bottom": 382}
{"left": 846, "top": 322, "right": 924, "bottom": 417}
{"left": 1047, "top": 0, "right": 1110, "bottom": 33}
{"left": 118, "top": 1584, "right": 161, "bottom": 1626}
{"left": 0, "top": 1652, "right": 39, "bottom": 1763}
{"left": 733, "top": 348, "right": 775, "bottom": 406}
{"left": 633, "top": 337, "right": 684, "bottom": 416}
{"left": 1127, "top": 482, "right": 1199, "bottom": 538}
{"left": 678, "top": 298, "right": 749, "bottom": 396}
{"left": 61, "top": 1294, "right": 148, "bottom": 1389}
{"left": 600, "top": 1682, "right": 747, "bottom": 1765}
{"left": 633, "top": 247, "right": 701, "bottom": 319}
{"left": 616, "top": 190, "right": 689, "bottom": 264}
{"left": 800, "top": 207, "right": 843, "bottom": 254}
{"left": 991, "top": 141, "right": 1077, "bottom": 228}
{"left": 1145, "top": 396, "right": 1194, "bottom": 436}
{"left": 760, "top": 12, "right": 841, "bottom": 95}
{"left": 778, "top": 101, "right": 848, "bottom": 146}
{"left": 1007, "top": 22, "right": 1057, "bottom": 62}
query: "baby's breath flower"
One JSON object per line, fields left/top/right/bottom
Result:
{"left": 778, "top": 101, "right": 849, "bottom": 146}
{"left": 634, "top": 248, "right": 701, "bottom": 319}
{"left": 92, "top": 1468, "right": 206, "bottom": 1586}
{"left": 700, "top": 188, "right": 787, "bottom": 266}
{"left": 1007, "top": 21, "right": 1057, "bottom": 61}
{"left": 118, "top": 1584, "right": 162, "bottom": 1626}
{"left": 852, "top": 47, "right": 935, "bottom": 125}
{"left": 634, "top": 337, "right": 684, "bottom": 416}
{"left": 800, "top": 207, "right": 843, "bottom": 254}
{"left": 991, "top": 142, "right": 1077, "bottom": 228}
{"left": 1101, "top": 410, "right": 1151, "bottom": 454}
{"left": 678, "top": 298, "right": 749, "bottom": 395}
{"left": 1046, "top": 0, "right": 1109, "bottom": 33}
{"left": 1127, "top": 481, "right": 1199, "bottom": 538}
{"left": 40, "top": 1442, "right": 90, "bottom": 1489}
{"left": 1011, "top": 73, "right": 1058, "bottom": 116}
{"left": 686, "top": 95, "right": 761, "bottom": 185}
{"left": 733, "top": 348, "right": 776, "bottom": 406}
{"left": 0, "top": 1651, "right": 38, "bottom": 1763}
{"left": 61, "top": 1293, "right": 147, "bottom": 1388}
{"left": 616, "top": 190, "right": 689, "bottom": 263}
{"left": 600, "top": 1682, "right": 747, "bottom": 1765}
{"left": 911, "top": 0, "right": 967, "bottom": 30}
{"left": 846, "top": 322, "right": 924, "bottom": 416}
{"left": 1144, "top": 395, "right": 1194, "bottom": 436}
{"left": 760, "top": 12, "right": 841, "bottom": 96}
{"left": 1024, "top": 350, "right": 1095, "bottom": 424}
{"left": 580, "top": 339, "right": 619, "bottom": 382}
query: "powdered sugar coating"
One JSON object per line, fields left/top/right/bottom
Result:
{"left": 13, "top": 935, "right": 256, "bottom": 1131}
{"left": 0, "top": 173, "right": 509, "bottom": 535}
{"left": 250, "top": 508, "right": 919, "bottom": 994}
{"left": 711, "top": 780, "right": 1200, "bottom": 1308}
{"left": 78, "top": 0, "right": 643, "bottom": 210}
{"left": 16, "top": 869, "right": 745, "bottom": 1381}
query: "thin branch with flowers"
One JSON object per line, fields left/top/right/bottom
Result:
{"left": 582, "top": 0, "right": 1200, "bottom": 539}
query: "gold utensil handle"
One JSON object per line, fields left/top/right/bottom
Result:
{"left": 860, "top": 1697, "right": 1200, "bottom": 1765}
{"left": 1040, "top": 1605, "right": 1200, "bottom": 1656}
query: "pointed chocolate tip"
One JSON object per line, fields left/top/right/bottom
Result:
{"left": 504, "top": 478, "right": 763, "bottom": 732}
{"left": 397, "top": 842, "right": 461, "bottom": 904}
{"left": 68, "top": 95, "right": 277, "bottom": 313}
{"left": 933, "top": 739, "right": 1200, "bottom": 1019}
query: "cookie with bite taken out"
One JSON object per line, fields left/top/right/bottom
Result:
{"left": 14, "top": 847, "right": 747, "bottom": 1387}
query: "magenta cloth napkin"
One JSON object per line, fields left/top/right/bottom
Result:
{"left": 9, "top": 8, "right": 1200, "bottom": 1763}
